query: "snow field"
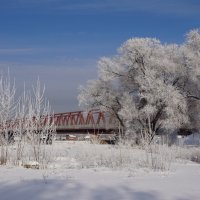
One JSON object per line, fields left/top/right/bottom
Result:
{"left": 0, "top": 141, "right": 200, "bottom": 200}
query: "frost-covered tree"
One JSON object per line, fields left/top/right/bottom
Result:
{"left": 13, "top": 80, "right": 55, "bottom": 164}
{"left": 0, "top": 74, "right": 55, "bottom": 166}
{"left": 78, "top": 79, "right": 125, "bottom": 129}
{"left": 16, "top": 79, "right": 56, "bottom": 163}
{"left": 79, "top": 29, "right": 200, "bottom": 143}
{"left": 13, "top": 89, "right": 28, "bottom": 165}
{"left": 177, "top": 30, "right": 200, "bottom": 132}
{"left": 0, "top": 72, "right": 16, "bottom": 164}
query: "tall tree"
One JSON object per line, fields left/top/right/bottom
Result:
{"left": 79, "top": 29, "right": 200, "bottom": 143}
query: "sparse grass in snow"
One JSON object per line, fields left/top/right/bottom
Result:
{"left": 1, "top": 140, "right": 200, "bottom": 172}
{"left": 52, "top": 141, "right": 176, "bottom": 171}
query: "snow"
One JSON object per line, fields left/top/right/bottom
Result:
{"left": 69, "top": 135, "right": 77, "bottom": 138}
{"left": 0, "top": 163, "right": 200, "bottom": 200}
{"left": 0, "top": 141, "right": 200, "bottom": 200}
{"left": 25, "top": 161, "right": 40, "bottom": 166}
{"left": 84, "top": 135, "right": 91, "bottom": 139}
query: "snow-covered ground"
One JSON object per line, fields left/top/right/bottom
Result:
{"left": 0, "top": 141, "right": 200, "bottom": 200}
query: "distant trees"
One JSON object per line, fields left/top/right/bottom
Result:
{"left": 78, "top": 29, "right": 200, "bottom": 143}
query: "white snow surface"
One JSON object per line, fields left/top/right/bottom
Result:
{"left": 0, "top": 141, "right": 200, "bottom": 200}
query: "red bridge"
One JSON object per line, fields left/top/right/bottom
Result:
{"left": 2, "top": 110, "right": 118, "bottom": 141}
{"left": 53, "top": 110, "right": 117, "bottom": 139}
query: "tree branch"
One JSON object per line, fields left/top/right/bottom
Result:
{"left": 187, "top": 95, "right": 200, "bottom": 100}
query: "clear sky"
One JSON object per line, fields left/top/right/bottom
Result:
{"left": 0, "top": 0, "right": 199, "bottom": 112}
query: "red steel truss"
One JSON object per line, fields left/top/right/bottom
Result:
{"left": 53, "top": 110, "right": 110, "bottom": 129}
{"left": 1, "top": 110, "right": 115, "bottom": 133}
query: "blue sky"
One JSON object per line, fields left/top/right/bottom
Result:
{"left": 0, "top": 0, "right": 199, "bottom": 112}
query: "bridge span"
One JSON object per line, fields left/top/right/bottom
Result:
{"left": 54, "top": 110, "right": 118, "bottom": 140}
{"left": 1, "top": 110, "right": 118, "bottom": 141}
{"left": 53, "top": 110, "right": 118, "bottom": 139}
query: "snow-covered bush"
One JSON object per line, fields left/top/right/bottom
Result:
{"left": 175, "top": 146, "right": 200, "bottom": 163}
{"left": 140, "top": 144, "right": 175, "bottom": 171}
{"left": 191, "top": 152, "right": 200, "bottom": 163}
